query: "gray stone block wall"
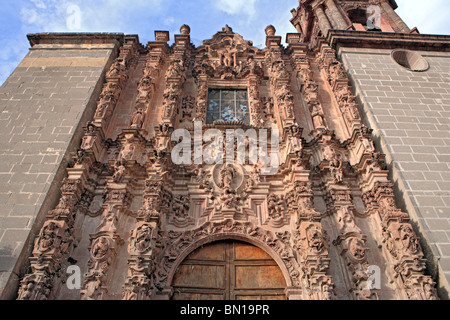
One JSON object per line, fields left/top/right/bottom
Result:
{"left": 338, "top": 47, "right": 450, "bottom": 298}
{"left": 0, "top": 39, "right": 120, "bottom": 299}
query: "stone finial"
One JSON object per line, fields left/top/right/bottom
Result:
{"left": 265, "top": 25, "right": 276, "bottom": 36}
{"left": 155, "top": 31, "right": 170, "bottom": 42}
{"left": 222, "top": 25, "right": 233, "bottom": 33}
{"left": 180, "top": 24, "right": 191, "bottom": 35}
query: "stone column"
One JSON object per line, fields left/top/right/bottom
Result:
{"left": 314, "top": 5, "right": 332, "bottom": 36}
{"left": 325, "top": 0, "right": 349, "bottom": 30}
{"left": 379, "top": 0, "right": 410, "bottom": 33}
{"left": 292, "top": 181, "right": 335, "bottom": 300}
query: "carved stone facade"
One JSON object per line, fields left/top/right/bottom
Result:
{"left": 2, "top": 0, "right": 449, "bottom": 300}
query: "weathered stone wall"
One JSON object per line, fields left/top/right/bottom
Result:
{"left": 338, "top": 47, "right": 450, "bottom": 298}
{"left": 0, "top": 34, "right": 122, "bottom": 299}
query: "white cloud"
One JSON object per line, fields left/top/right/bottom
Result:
{"left": 19, "top": 0, "right": 164, "bottom": 32}
{"left": 164, "top": 16, "right": 175, "bottom": 26}
{"left": 30, "top": 0, "right": 47, "bottom": 9}
{"left": 215, "top": 0, "right": 259, "bottom": 19}
{"left": 20, "top": 0, "right": 77, "bottom": 31}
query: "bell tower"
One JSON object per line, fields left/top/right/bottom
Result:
{"left": 287, "top": 0, "right": 450, "bottom": 300}
{"left": 290, "top": 0, "right": 416, "bottom": 43}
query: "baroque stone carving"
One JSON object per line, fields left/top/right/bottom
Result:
{"left": 15, "top": 23, "right": 441, "bottom": 301}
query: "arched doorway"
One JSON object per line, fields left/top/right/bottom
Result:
{"left": 171, "top": 240, "right": 287, "bottom": 300}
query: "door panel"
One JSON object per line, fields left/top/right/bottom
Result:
{"left": 234, "top": 242, "right": 272, "bottom": 260}
{"left": 235, "top": 265, "right": 286, "bottom": 289}
{"left": 172, "top": 292, "right": 225, "bottom": 300}
{"left": 173, "top": 264, "right": 226, "bottom": 289}
{"left": 187, "top": 241, "right": 226, "bottom": 261}
{"left": 235, "top": 294, "right": 287, "bottom": 300}
{"left": 171, "top": 240, "right": 287, "bottom": 300}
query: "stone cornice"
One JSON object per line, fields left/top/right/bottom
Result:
{"left": 326, "top": 30, "right": 450, "bottom": 52}
{"left": 27, "top": 32, "right": 127, "bottom": 48}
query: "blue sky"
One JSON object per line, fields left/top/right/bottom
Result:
{"left": 0, "top": 0, "right": 449, "bottom": 86}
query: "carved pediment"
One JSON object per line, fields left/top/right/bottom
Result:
{"left": 193, "top": 25, "right": 263, "bottom": 80}
{"left": 203, "top": 25, "right": 252, "bottom": 54}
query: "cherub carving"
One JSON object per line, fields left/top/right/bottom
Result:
{"left": 172, "top": 195, "right": 190, "bottom": 219}
{"left": 267, "top": 193, "right": 284, "bottom": 220}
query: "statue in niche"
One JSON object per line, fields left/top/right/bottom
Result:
{"left": 218, "top": 164, "right": 236, "bottom": 190}
{"left": 130, "top": 108, "right": 145, "bottom": 129}
{"left": 330, "top": 155, "right": 344, "bottom": 184}
{"left": 112, "top": 159, "right": 127, "bottom": 183}
{"left": 120, "top": 135, "right": 135, "bottom": 161}
{"left": 95, "top": 92, "right": 115, "bottom": 118}
{"left": 247, "top": 55, "right": 257, "bottom": 72}
{"left": 91, "top": 237, "right": 110, "bottom": 260}
{"left": 262, "top": 97, "right": 274, "bottom": 116}
{"left": 81, "top": 122, "right": 97, "bottom": 150}
{"left": 137, "top": 75, "right": 152, "bottom": 101}
{"left": 311, "top": 103, "right": 326, "bottom": 129}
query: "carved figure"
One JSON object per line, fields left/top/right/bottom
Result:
{"left": 172, "top": 195, "right": 190, "bottom": 219}
{"left": 134, "top": 224, "right": 153, "bottom": 252}
{"left": 91, "top": 237, "right": 110, "bottom": 260}
{"left": 267, "top": 193, "right": 284, "bottom": 220}
{"left": 219, "top": 164, "right": 236, "bottom": 189}
{"left": 130, "top": 108, "right": 145, "bottom": 129}
{"left": 37, "top": 222, "right": 59, "bottom": 252}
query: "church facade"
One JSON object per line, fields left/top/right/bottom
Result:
{"left": 1, "top": 0, "right": 449, "bottom": 300}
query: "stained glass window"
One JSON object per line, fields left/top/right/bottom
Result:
{"left": 207, "top": 89, "right": 249, "bottom": 124}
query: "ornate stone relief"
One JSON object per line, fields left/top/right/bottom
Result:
{"left": 16, "top": 25, "right": 440, "bottom": 301}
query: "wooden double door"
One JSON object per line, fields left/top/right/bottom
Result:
{"left": 172, "top": 240, "right": 286, "bottom": 300}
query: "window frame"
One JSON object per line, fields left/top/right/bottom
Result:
{"left": 206, "top": 88, "right": 250, "bottom": 125}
